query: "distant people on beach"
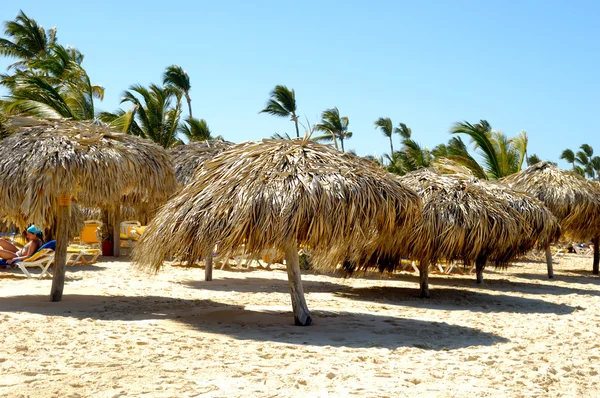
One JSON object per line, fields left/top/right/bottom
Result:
{"left": 0, "top": 225, "right": 44, "bottom": 267}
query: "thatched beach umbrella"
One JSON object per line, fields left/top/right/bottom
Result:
{"left": 167, "top": 140, "right": 235, "bottom": 280}
{"left": 168, "top": 140, "right": 234, "bottom": 186}
{"left": 502, "top": 162, "right": 600, "bottom": 274}
{"left": 396, "top": 169, "right": 542, "bottom": 295}
{"left": 133, "top": 138, "right": 421, "bottom": 325}
{"left": 0, "top": 118, "right": 177, "bottom": 301}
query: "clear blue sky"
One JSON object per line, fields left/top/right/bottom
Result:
{"left": 1, "top": 1, "right": 599, "bottom": 168}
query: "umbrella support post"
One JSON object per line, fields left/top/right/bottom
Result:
{"left": 475, "top": 256, "right": 486, "bottom": 284}
{"left": 204, "top": 248, "right": 213, "bottom": 281}
{"left": 113, "top": 207, "right": 120, "bottom": 258}
{"left": 419, "top": 262, "right": 430, "bottom": 298}
{"left": 545, "top": 246, "right": 554, "bottom": 279}
{"left": 593, "top": 237, "right": 599, "bottom": 275}
{"left": 284, "top": 245, "right": 312, "bottom": 326}
{"left": 50, "top": 201, "right": 70, "bottom": 302}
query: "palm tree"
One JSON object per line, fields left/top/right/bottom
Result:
{"left": 179, "top": 117, "right": 211, "bottom": 141}
{"left": 314, "top": 107, "right": 352, "bottom": 152}
{"left": 103, "top": 84, "right": 183, "bottom": 148}
{"left": 560, "top": 144, "right": 600, "bottom": 179}
{"left": 2, "top": 43, "right": 104, "bottom": 119}
{"left": 259, "top": 85, "right": 300, "bottom": 138}
{"left": 0, "top": 10, "right": 57, "bottom": 70}
{"left": 527, "top": 154, "right": 542, "bottom": 165}
{"left": 374, "top": 117, "right": 394, "bottom": 155}
{"left": 560, "top": 149, "right": 576, "bottom": 169}
{"left": 449, "top": 120, "right": 528, "bottom": 180}
{"left": 163, "top": 65, "right": 193, "bottom": 118}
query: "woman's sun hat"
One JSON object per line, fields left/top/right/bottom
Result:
{"left": 27, "top": 225, "right": 42, "bottom": 235}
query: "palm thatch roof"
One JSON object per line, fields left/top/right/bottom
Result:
{"left": 502, "top": 162, "right": 600, "bottom": 241}
{"left": 134, "top": 138, "right": 422, "bottom": 272}
{"left": 0, "top": 118, "right": 177, "bottom": 230}
{"left": 168, "top": 140, "right": 234, "bottom": 186}
{"left": 397, "top": 168, "right": 534, "bottom": 266}
{"left": 466, "top": 178, "right": 561, "bottom": 250}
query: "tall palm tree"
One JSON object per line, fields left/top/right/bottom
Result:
{"left": 0, "top": 10, "right": 57, "bottom": 70}
{"left": 374, "top": 117, "right": 394, "bottom": 155}
{"left": 259, "top": 85, "right": 300, "bottom": 138}
{"left": 449, "top": 120, "right": 528, "bottom": 180}
{"left": 314, "top": 107, "right": 352, "bottom": 152}
{"left": 163, "top": 65, "right": 193, "bottom": 118}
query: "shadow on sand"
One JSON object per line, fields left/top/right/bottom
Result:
{"left": 184, "top": 275, "right": 579, "bottom": 315}
{"left": 0, "top": 293, "right": 508, "bottom": 351}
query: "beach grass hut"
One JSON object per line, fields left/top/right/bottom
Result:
{"left": 168, "top": 140, "right": 234, "bottom": 186}
{"left": 0, "top": 117, "right": 177, "bottom": 301}
{"left": 502, "top": 162, "right": 600, "bottom": 274}
{"left": 133, "top": 138, "right": 421, "bottom": 325}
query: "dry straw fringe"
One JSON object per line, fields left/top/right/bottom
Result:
{"left": 168, "top": 140, "right": 234, "bottom": 186}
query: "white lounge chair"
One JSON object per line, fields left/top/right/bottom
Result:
{"left": 14, "top": 248, "right": 55, "bottom": 279}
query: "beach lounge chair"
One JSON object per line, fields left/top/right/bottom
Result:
{"left": 120, "top": 220, "right": 141, "bottom": 248}
{"left": 78, "top": 220, "right": 102, "bottom": 246}
{"left": 67, "top": 246, "right": 101, "bottom": 265}
{"left": 572, "top": 243, "right": 592, "bottom": 256}
{"left": 13, "top": 240, "right": 57, "bottom": 279}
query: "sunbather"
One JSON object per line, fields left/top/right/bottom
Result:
{"left": 0, "top": 225, "right": 44, "bottom": 267}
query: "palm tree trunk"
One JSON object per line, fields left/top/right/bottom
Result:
{"left": 185, "top": 93, "right": 193, "bottom": 118}
{"left": 340, "top": 137, "right": 345, "bottom": 153}
{"left": 293, "top": 114, "right": 300, "bottom": 138}
{"left": 389, "top": 136, "right": 394, "bottom": 156}
{"left": 419, "top": 262, "right": 429, "bottom": 298}
{"left": 475, "top": 255, "right": 486, "bottom": 284}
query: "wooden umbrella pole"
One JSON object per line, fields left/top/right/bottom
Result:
{"left": 50, "top": 196, "right": 70, "bottom": 302}
{"left": 283, "top": 245, "right": 312, "bottom": 326}
{"left": 593, "top": 236, "right": 599, "bottom": 275}
{"left": 475, "top": 255, "right": 486, "bottom": 284}
{"left": 113, "top": 206, "right": 121, "bottom": 258}
{"left": 545, "top": 245, "right": 554, "bottom": 279}
{"left": 204, "top": 247, "right": 213, "bottom": 281}
{"left": 419, "top": 261, "right": 430, "bottom": 298}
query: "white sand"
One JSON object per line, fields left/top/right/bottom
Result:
{"left": 1, "top": 254, "right": 599, "bottom": 397}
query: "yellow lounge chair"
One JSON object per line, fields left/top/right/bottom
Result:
{"left": 67, "top": 246, "right": 102, "bottom": 265}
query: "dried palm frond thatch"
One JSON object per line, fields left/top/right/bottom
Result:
{"left": 0, "top": 118, "right": 176, "bottom": 228}
{"left": 0, "top": 117, "right": 177, "bottom": 300}
{"left": 134, "top": 138, "right": 422, "bottom": 325}
{"left": 502, "top": 162, "right": 600, "bottom": 274}
{"left": 168, "top": 140, "right": 234, "bottom": 186}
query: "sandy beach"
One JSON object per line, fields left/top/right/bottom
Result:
{"left": 1, "top": 253, "right": 599, "bottom": 397}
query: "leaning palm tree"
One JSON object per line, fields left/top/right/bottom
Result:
{"left": 133, "top": 138, "right": 421, "bottom": 325}
{"left": 449, "top": 120, "right": 528, "bottom": 180}
{"left": 374, "top": 117, "right": 394, "bottom": 155}
{"left": 503, "top": 162, "right": 600, "bottom": 274}
{"left": 259, "top": 85, "right": 300, "bottom": 138}
{"left": 163, "top": 65, "right": 193, "bottom": 118}
{"left": 314, "top": 107, "right": 352, "bottom": 152}
{"left": 1, "top": 44, "right": 104, "bottom": 120}
{"left": 0, "top": 10, "right": 57, "bottom": 70}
